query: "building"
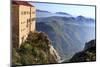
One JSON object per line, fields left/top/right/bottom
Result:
{"left": 12, "top": 1, "right": 36, "bottom": 48}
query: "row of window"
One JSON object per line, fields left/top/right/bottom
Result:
{"left": 27, "top": 18, "right": 35, "bottom": 22}
{"left": 21, "top": 18, "right": 35, "bottom": 24}
{"left": 21, "top": 11, "right": 35, "bottom": 15}
{"left": 26, "top": 18, "right": 32, "bottom": 27}
{"left": 21, "top": 21, "right": 25, "bottom": 24}
{"left": 20, "top": 17, "right": 35, "bottom": 32}
{"left": 21, "top": 18, "right": 35, "bottom": 32}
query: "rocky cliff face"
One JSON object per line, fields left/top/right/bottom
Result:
{"left": 69, "top": 39, "right": 96, "bottom": 62}
{"left": 12, "top": 31, "right": 60, "bottom": 66}
{"left": 49, "top": 45, "right": 61, "bottom": 63}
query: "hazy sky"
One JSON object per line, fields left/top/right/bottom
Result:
{"left": 29, "top": 2, "right": 95, "bottom": 19}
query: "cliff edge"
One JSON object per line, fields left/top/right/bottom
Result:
{"left": 12, "top": 31, "right": 60, "bottom": 66}
{"left": 69, "top": 39, "right": 96, "bottom": 62}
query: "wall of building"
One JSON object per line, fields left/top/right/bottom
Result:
{"left": 12, "top": 2, "right": 36, "bottom": 48}
{"left": 19, "top": 5, "right": 36, "bottom": 47}
{"left": 30, "top": 7, "right": 36, "bottom": 32}
{"left": 19, "top": 5, "right": 30, "bottom": 47}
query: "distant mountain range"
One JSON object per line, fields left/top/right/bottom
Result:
{"left": 76, "top": 16, "right": 95, "bottom": 24}
{"left": 36, "top": 9, "right": 72, "bottom": 18}
{"left": 36, "top": 9, "right": 95, "bottom": 62}
{"left": 36, "top": 9, "right": 50, "bottom": 13}
{"left": 55, "top": 12, "right": 72, "bottom": 16}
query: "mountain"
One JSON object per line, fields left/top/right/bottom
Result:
{"left": 36, "top": 9, "right": 52, "bottom": 18}
{"left": 76, "top": 16, "right": 95, "bottom": 25}
{"left": 36, "top": 17, "right": 95, "bottom": 61}
{"left": 84, "top": 39, "right": 96, "bottom": 51}
{"left": 36, "top": 9, "right": 50, "bottom": 13}
{"left": 55, "top": 12, "right": 72, "bottom": 16}
{"left": 54, "top": 12, "right": 72, "bottom": 17}
{"left": 36, "top": 9, "right": 72, "bottom": 18}
{"left": 36, "top": 9, "right": 95, "bottom": 23}
{"left": 36, "top": 11, "right": 95, "bottom": 61}
{"left": 68, "top": 39, "right": 96, "bottom": 62}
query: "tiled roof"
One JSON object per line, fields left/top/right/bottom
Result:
{"left": 12, "top": 1, "right": 34, "bottom": 7}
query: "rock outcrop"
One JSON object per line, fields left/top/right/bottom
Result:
{"left": 69, "top": 39, "right": 96, "bottom": 62}
{"left": 12, "top": 31, "right": 60, "bottom": 66}
{"left": 49, "top": 45, "right": 61, "bottom": 63}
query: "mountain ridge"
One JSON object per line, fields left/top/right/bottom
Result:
{"left": 36, "top": 9, "right": 95, "bottom": 20}
{"left": 36, "top": 16, "right": 95, "bottom": 61}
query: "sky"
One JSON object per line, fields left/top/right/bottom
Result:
{"left": 29, "top": 2, "right": 95, "bottom": 19}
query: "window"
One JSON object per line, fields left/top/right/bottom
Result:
{"left": 27, "top": 19, "right": 29, "bottom": 27}
{"left": 21, "top": 28, "right": 26, "bottom": 32}
{"left": 21, "top": 11, "right": 29, "bottom": 15}
{"left": 27, "top": 11, "right": 28, "bottom": 14}
{"left": 32, "top": 12, "right": 35, "bottom": 14}
{"left": 24, "top": 11, "right": 26, "bottom": 15}
{"left": 21, "top": 12, "right": 23, "bottom": 15}
{"left": 21, "top": 22, "right": 25, "bottom": 24}
{"left": 26, "top": 22, "right": 28, "bottom": 27}
{"left": 32, "top": 18, "right": 35, "bottom": 21}
{"left": 29, "top": 19, "right": 31, "bottom": 22}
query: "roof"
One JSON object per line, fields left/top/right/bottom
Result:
{"left": 12, "top": 1, "right": 34, "bottom": 7}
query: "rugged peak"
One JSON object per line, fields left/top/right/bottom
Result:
{"left": 68, "top": 39, "right": 96, "bottom": 62}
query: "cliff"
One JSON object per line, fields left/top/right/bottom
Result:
{"left": 69, "top": 39, "right": 96, "bottom": 62}
{"left": 12, "top": 31, "right": 60, "bottom": 66}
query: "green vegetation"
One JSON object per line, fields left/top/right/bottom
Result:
{"left": 12, "top": 32, "right": 57, "bottom": 66}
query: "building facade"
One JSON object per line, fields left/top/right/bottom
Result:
{"left": 12, "top": 1, "right": 36, "bottom": 48}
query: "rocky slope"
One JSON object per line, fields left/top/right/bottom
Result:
{"left": 68, "top": 39, "right": 96, "bottom": 62}
{"left": 12, "top": 31, "right": 60, "bottom": 66}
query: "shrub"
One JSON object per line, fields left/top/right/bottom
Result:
{"left": 12, "top": 31, "right": 56, "bottom": 65}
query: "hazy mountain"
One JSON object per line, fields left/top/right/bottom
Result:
{"left": 36, "top": 9, "right": 72, "bottom": 18}
{"left": 36, "top": 11, "right": 95, "bottom": 61}
{"left": 36, "top": 9, "right": 52, "bottom": 18}
{"left": 56, "top": 12, "right": 71, "bottom": 15}
{"left": 36, "top": 9, "right": 50, "bottom": 13}
{"left": 76, "top": 16, "right": 95, "bottom": 25}
{"left": 55, "top": 12, "right": 72, "bottom": 16}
